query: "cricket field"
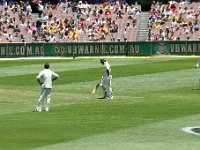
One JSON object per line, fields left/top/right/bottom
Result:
{"left": 0, "top": 57, "right": 200, "bottom": 150}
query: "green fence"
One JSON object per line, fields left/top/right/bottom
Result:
{"left": 0, "top": 41, "right": 200, "bottom": 58}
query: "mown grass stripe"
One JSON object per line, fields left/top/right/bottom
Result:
{"left": 0, "top": 58, "right": 194, "bottom": 77}
{"left": 0, "top": 58, "right": 196, "bottom": 87}
{"left": 31, "top": 114, "right": 200, "bottom": 150}
{"left": 0, "top": 57, "right": 200, "bottom": 150}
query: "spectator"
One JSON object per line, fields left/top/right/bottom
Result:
{"left": 169, "top": 31, "right": 176, "bottom": 40}
{"left": 13, "top": 25, "right": 21, "bottom": 33}
{"left": 2, "top": 0, "right": 7, "bottom": 6}
{"left": 6, "top": 34, "right": 14, "bottom": 42}
{"left": 110, "top": 20, "right": 118, "bottom": 33}
{"left": 2, "top": 27, "right": 8, "bottom": 37}
{"left": 71, "top": 32, "right": 78, "bottom": 42}
{"left": 0, "top": 0, "right": 139, "bottom": 43}
{"left": 194, "top": 19, "right": 199, "bottom": 31}
{"left": 37, "top": 1, "right": 44, "bottom": 17}
{"left": 7, "top": 18, "right": 15, "bottom": 29}
{"left": 36, "top": 18, "right": 43, "bottom": 36}
{"left": 13, "top": 32, "right": 20, "bottom": 42}
{"left": 20, "top": 34, "right": 25, "bottom": 42}
{"left": 49, "top": 34, "right": 56, "bottom": 42}
{"left": 60, "top": 0, "right": 71, "bottom": 8}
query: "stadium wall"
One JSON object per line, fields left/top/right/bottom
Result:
{"left": 0, "top": 41, "right": 200, "bottom": 58}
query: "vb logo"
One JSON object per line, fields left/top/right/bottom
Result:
{"left": 54, "top": 45, "right": 64, "bottom": 55}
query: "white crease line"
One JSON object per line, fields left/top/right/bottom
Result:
{"left": 182, "top": 126, "right": 200, "bottom": 135}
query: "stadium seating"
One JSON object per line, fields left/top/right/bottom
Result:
{"left": 0, "top": 0, "right": 140, "bottom": 43}
{"left": 148, "top": 1, "right": 200, "bottom": 41}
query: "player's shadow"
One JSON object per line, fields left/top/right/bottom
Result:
{"left": 192, "top": 88, "right": 200, "bottom": 90}
{"left": 98, "top": 97, "right": 106, "bottom": 99}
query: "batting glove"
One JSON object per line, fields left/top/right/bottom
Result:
{"left": 107, "top": 75, "right": 112, "bottom": 79}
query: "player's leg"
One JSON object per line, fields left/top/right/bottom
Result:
{"left": 35, "top": 87, "right": 46, "bottom": 112}
{"left": 45, "top": 89, "right": 51, "bottom": 112}
{"left": 101, "top": 85, "right": 107, "bottom": 99}
{"left": 96, "top": 76, "right": 104, "bottom": 90}
{"left": 106, "top": 76, "right": 113, "bottom": 99}
{"left": 96, "top": 76, "right": 107, "bottom": 98}
{"left": 199, "top": 77, "right": 200, "bottom": 89}
{"left": 196, "top": 58, "right": 199, "bottom": 68}
{"left": 97, "top": 83, "right": 107, "bottom": 98}
{"left": 101, "top": 75, "right": 108, "bottom": 98}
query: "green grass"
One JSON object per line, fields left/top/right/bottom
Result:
{"left": 0, "top": 57, "right": 200, "bottom": 150}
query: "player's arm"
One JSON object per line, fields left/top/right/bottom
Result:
{"left": 106, "top": 69, "right": 110, "bottom": 76}
{"left": 52, "top": 76, "right": 59, "bottom": 81}
{"left": 105, "top": 62, "right": 111, "bottom": 77}
{"left": 52, "top": 73, "right": 59, "bottom": 81}
{"left": 91, "top": 83, "right": 99, "bottom": 94}
{"left": 36, "top": 73, "right": 42, "bottom": 85}
{"left": 106, "top": 69, "right": 112, "bottom": 79}
{"left": 37, "top": 78, "right": 42, "bottom": 85}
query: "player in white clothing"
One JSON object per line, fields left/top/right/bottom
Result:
{"left": 196, "top": 58, "right": 200, "bottom": 68}
{"left": 35, "top": 63, "right": 59, "bottom": 112}
{"left": 93, "top": 59, "right": 113, "bottom": 99}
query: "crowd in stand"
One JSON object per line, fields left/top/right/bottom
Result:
{"left": 0, "top": 0, "right": 140, "bottom": 43}
{"left": 3, "top": 0, "right": 200, "bottom": 43}
{"left": 148, "top": 0, "right": 200, "bottom": 41}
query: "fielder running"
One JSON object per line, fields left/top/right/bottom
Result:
{"left": 35, "top": 63, "right": 59, "bottom": 112}
{"left": 92, "top": 59, "right": 113, "bottom": 99}
{"left": 196, "top": 58, "right": 200, "bottom": 68}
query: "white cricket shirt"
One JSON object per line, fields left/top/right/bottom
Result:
{"left": 36, "top": 69, "right": 59, "bottom": 88}
{"left": 104, "top": 61, "right": 111, "bottom": 76}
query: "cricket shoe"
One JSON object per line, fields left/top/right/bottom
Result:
{"left": 106, "top": 96, "right": 113, "bottom": 100}
{"left": 98, "top": 94, "right": 108, "bottom": 99}
{"left": 34, "top": 108, "right": 41, "bottom": 112}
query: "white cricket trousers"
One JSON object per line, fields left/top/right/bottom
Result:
{"left": 36, "top": 87, "right": 51, "bottom": 112}
{"left": 99, "top": 75, "right": 112, "bottom": 97}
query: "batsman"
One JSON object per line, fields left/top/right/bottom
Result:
{"left": 92, "top": 59, "right": 113, "bottom": 99}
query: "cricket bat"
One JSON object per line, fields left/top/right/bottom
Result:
{"left": 91, "top": 87, "right": 96, "bottom": 94}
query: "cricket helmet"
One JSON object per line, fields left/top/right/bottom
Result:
{"left": 44, "top": 63, "right": 49, "bottom": 69}
{"left": 100, "top": 58, "right": 106, "bottom": 64}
